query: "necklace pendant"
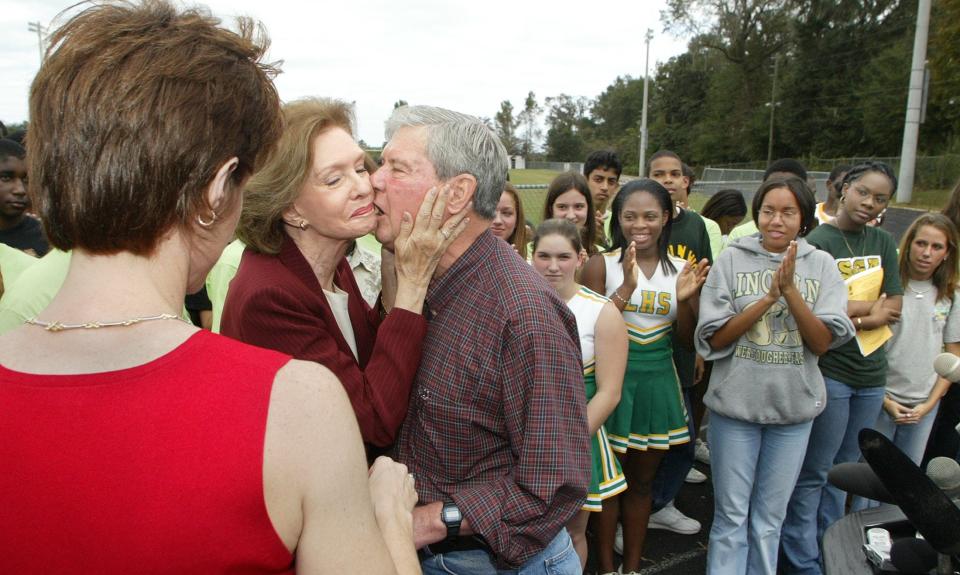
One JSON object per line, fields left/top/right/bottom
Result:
{"left": 915, "top": 293, "right": 924, "bottom": 299}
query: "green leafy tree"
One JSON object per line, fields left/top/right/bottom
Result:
{"left": 517, "top": 91, "right": 543, "bottom": 156}
{"left": 544, "top": 94, "right": 590, "bottom": 161}
{"left": 494, "top": 100, "right": 521, "bottom": 155}
{"left": 588, "top": 76, "right": 644, "bottom": 171}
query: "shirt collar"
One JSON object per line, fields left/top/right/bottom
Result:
{"left": 427, "top": 230, "right": 496, "bottom": 313}
{"left": 347, "top": 244, "right": 380, "bottom": 273}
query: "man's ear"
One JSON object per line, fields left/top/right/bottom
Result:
{"left": 446, "top": 174, "right": 477, "bottom": 213}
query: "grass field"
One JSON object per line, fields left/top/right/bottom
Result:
{"left": 508, "top": 169, "right": 559, "bottom": 186}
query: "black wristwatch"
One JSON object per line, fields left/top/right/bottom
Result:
{"left": 441, "top": 501, "right": 462, "bottom": 541}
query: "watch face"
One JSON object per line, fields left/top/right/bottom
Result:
{"left": 442, "top": 505, "right": 462, "bottom": 524}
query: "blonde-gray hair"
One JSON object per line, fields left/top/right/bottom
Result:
{"left": 237, "top": 97, "right": 354, "bottom": 254}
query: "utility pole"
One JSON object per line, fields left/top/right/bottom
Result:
{"left": 896, "top": 0, "right": 932, "bottom": 203}
{"left": 27, "top": 21, "right": 47, "bottom": 64}
{"left": 766, "top": 57, "right": 780, "bottom": 165}
{"left": 638, "top": 28, "right": 653, "bottom": 175}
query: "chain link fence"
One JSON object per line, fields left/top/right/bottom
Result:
{"left": 706, "top": 156, "right": 960, "bottom": 192}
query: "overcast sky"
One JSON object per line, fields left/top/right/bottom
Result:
{"left": 2, "top": 0, "right": 690, "bottom": 146}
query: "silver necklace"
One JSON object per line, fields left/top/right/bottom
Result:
{"left": 25, "top": 313, "right": 188, "bottom": 332}
{"left": 907, "top": 284, "right": 931, "bottom": 299}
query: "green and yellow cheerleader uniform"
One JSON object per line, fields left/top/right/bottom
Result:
{"left": 568, "top": 286, "right": 628, "bottom": 511}
{"left": 603, "top": 250, "right": 690, "bottom": 452}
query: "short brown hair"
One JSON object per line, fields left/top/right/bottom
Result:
{"left": 237, "top": 97, "right": 354, "bottom": 255}
{"left": 28, "top": 0, "right": 282, "bottom": 255}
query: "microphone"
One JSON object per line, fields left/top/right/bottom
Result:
{"left": 859, "top": 428, "right": 960, "bottom": 555}
{"left": 827, "top": 462, "right": 896, "bottom": 504}
{"left": 934, "top": 352, "right": 960, "bottom": 382}
{"left": 889, "top": 537, "right": 938, "bottom": 575}
{"left": 927, "top": 456, "right": 960, "bottom": 499}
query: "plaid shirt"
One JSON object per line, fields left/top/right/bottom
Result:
{"left": 395, "top": 231, "right": 590, "bottom": 568}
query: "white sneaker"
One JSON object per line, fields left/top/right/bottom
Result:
{"left": 648, "top": 501, "right": 701, "bottom": 534}
{"left": 614, "top": 522, "right": 623, "bottom": 555}
{"left": 686, "top": 466, "right": 708, "bottom": 484}
{"left": 695, "top": 439, "right": 711, "bottom": 465}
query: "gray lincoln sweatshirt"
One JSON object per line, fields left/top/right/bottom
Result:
{"left": 695, "top": 235, "right": 855, "bottom": 424}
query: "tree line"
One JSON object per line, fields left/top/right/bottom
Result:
{"left": 492, "top": 0, "right": 959, "bottom": 174}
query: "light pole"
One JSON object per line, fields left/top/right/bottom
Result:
{"left": 896, "top": 0, "right": 932, "bottom": 203}
{"left": 638, "top": 29, "right": 653, "bottom": 176}
{"left": 27, "top": 21, "right": 47, "bottom": 64}
{"left": 766, "top": 56, "right": 780, "bottom": 165}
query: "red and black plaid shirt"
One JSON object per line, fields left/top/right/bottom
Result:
{"left": 395, "top": 231, "right": 590, "bottom": 568}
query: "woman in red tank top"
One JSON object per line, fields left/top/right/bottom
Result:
{"left": 0, "top": 3, "right": 420, "bottom": 573}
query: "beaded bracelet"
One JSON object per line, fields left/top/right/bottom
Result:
{"left": 611, "top": 290, "right": 629, "bottom": 307}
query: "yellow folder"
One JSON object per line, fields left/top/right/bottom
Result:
{"left": 845, "top": 266, "right": 893, "bottom": 356}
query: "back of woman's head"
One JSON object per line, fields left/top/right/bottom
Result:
{"left": 29, "top": 0, "right": 282, "bottom": 256}
{"left": 899, "top": 212, "right": 959, "bottom": 301}
{"left": 608, "top": 178, "right": 675, "bottom": 274}
{"left": 238, "top": 98, "right": 355, "bottom": 254}
{"left": 701, "top": 189, "right": 747, "bottom": 222}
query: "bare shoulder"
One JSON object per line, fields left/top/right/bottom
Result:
{"left": 598, "top": 300, "right": 625, "bottom": 327}
{"left": 263, "top": 359, "right": 367, "bottom": 553}
{"left": 269, "top": 359, "right": 357, "bottom": 436}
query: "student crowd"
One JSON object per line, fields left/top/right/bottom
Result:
{"left": 1, "top": 2, "right": 959, "bottom": 575}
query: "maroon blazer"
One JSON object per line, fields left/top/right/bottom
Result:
{"left": 221, "top": 235, "right": 427, "bottom": 447}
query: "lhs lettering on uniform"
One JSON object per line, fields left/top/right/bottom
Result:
{"left": 623, "top": 291, "right": 672, "bottom": 315}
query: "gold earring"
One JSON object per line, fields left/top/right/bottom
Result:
{"left": 197, "top": 212, "right": 217, "bottom": 227}
{"left": 299, "top": 220, "right": 308, "bottom": 230}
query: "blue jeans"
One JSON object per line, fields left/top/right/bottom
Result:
{"left": 780, "top": 377, "right": 885, "bottom": 575}
{"left": 652, "top": 386, "right": 696, "bottom": 511}
{"left": 707, "top": 413, "right": 812, "bottom": 575}
{"left": 420, "top": 529, "right": 580, "bottom": 575}
{"left": 851, "top": 403, "right": 940, "bottom": 511}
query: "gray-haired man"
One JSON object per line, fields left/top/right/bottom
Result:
{"left": 372, "top": 106, "right": 589, "bottom": 574}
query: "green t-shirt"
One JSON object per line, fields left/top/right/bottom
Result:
{"left": 729, "top": 219, "right": 759, "bottom": 241}
{"left": 699, "top": 213, "right": 723, "bottom": 261}
{"left": 206, "top": 238, "right": 246, "bottom": 334}
{"left": 668, "top": 208, "right": 713, "bottom": 267}
{"left": 806, "top": 223, "right": 903, "bottom": 387}
{"left": 668, "top": 208, "right": 714, "bottom": 387}
{"left": 0, "top": 244, "right": 39, "bottom": 293}
{"left": 0, "top": 249, "right": 71, "bottom": 335}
